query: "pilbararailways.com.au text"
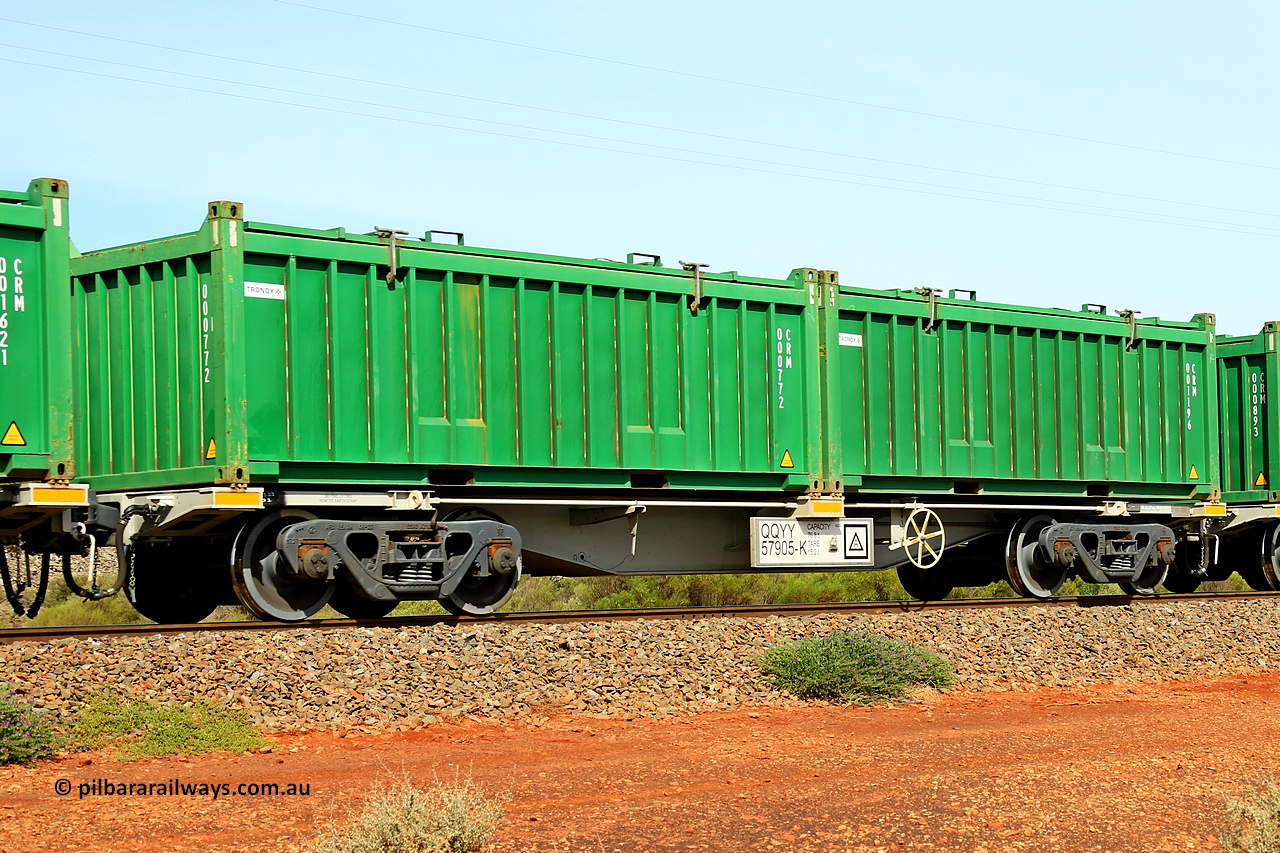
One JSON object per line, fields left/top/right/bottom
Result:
{"left": 55, "top": 778, "right": 311, "bottom": 800}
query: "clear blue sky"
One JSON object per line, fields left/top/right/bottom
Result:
{"left": 2, "top": 1, "right": 1276, "bottom": 334}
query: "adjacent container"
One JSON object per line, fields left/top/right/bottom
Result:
{"left": 829, "top": 285, "right": 1219, "bottom": 500}
{"left": 0, "top": 178, "right": 74, "bottom": 483}
{"left": 69, "top": 203, "right": 823, "bottom": 493}
{"left": 1216, "top": 323, "right": 1280, "bottom": 503}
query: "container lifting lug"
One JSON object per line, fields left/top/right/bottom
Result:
{"left": 1118, "top": 309, "right": 1141, "bottom": 349}
{"left": 915, "top": 287, "right": 942, "bottom": 332}
{"left": 681, "top": 261, "right": 709, "bottom": 315}
{"left": 375, "top": 227, "right": 409, "bottom": 285}
{"left": 425, "top": 229, "right": 465, "bottom": 245}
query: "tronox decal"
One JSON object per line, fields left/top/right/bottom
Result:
{"left": 244, "top": 281, "right": 286, "bottom": 300}
{"left": 838, "top": 332, "right": 863, "bottom": 347}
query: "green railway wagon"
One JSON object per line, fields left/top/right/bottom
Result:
{"left": 68, "top": 202, "right": 832, "bottom": 621}
{"left": 64, "top": 200, "right": 1226, "bottom": 622}
{"left": 0, "top": 178, "right": 89, "bottom": 557}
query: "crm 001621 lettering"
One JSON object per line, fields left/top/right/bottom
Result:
{"left": 0, "top": 254, "right": 25, "bottom": 367}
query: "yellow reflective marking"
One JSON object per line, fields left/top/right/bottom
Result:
{"left": 213, "top": 491, "right": 262, "bottom": 507}
{"left": 811, "top": 501, "right": 843, "bottom": 514}
{"left": 780, "top": 450, "right": 794, "bottom": 469}
{"left": 31, "top": 488, "right": 87, "bottom": 505}
{"left": 205, "top": 438, "right": 217, "bottom": 460}
{"left": 1257, "top": 472, "right": 1269, "bottom": 487}
{"left": 1, "top": 422, "right": 25, "bottom": 446}
{"left": 1188, "top": 464, "right": 1199, "bottom": 480}
{"left": 1204, "top": 504, "right": 1227, "bottom": 516}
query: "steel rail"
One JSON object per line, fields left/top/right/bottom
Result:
{"left": 1, "top": 590, "right": 1275, "bottom": 644}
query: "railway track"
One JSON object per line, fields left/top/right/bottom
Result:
{"left": 2, "top": 589, "right": 1275, "bottom": 644}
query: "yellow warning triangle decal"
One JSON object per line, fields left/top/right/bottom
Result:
{"left": 780, "top": 449, "right": 794, "bottom": 469}
{"left": 1258, "top": 472, "right": 1269, "bottom": 487}
{"left": 1188, "top": 464, "right": 1199, "bottom": 481}
{"left": 1, "top": 422, "right": 24, "bottom": 446}
{"left": 205, "top": 438, "right": 217, "bottom": 460}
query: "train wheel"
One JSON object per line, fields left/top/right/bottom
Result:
{"left": 1118, "top": 561, "right": 1168, "bottom": 596}
{"left": 1239, "top": 560, "right": 1269, "bottom": 589}
{"left": 439, "top": 558, "right": 521, "bottom": 616}
{"left": 231, "top": 510, "right": 334, "bottom": 622}
{"left": 1162, "top": 535, "right": 1208, "bottom": 593}
{"left": 897, "top": 566, "right": 953, "bottom": 601}
{"left": 328, "top": 577, "right": 397, "bottom": 619}
{"left": 1240, "top": 562, "right": 1273, "bottom": 592}
{"left": 1005, "top": 515, "right": 1065, "bottom": 599}
{"left": 1262, "top": 523, "right": 1280, "bottom": 590}
{"left": 124, "top": 540, "right": 221, "bottom": 624}
{"left": 1216, "top": 529, "right": 1271, "bottom": 590}
{"left": 438, "top": 508, "right": 521, "bottom": 616}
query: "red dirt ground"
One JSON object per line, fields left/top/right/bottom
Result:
{"left": 3, "top": 673, "right": 1277, "bottom": 852}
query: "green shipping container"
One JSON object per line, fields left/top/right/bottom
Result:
{"left": 0, "top": 178, "right": 74, "bottom": 483}
{"left": 1217, "top": 324, "right": 1280, "bottom": 503}
{"left": 69, "top": 203, "right": 825, "bottom": 494}
{"left": 829, "top": 285, "right": 1219, "bottom": 500}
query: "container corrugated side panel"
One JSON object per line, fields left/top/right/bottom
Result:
{"left": 836, "top": 290, "right": 1217, "bottom": 499}
{"left": 69, "top": 203, "right": 248, "bottom": 491}
{"left": 0, "top": 179, "right": 73, "bottom": 482}
{"left": 1217, "top": 325, "right": 1280, "bottom": 503}
{"left": 239, "top": 227, "right": 819, "bottom": 490}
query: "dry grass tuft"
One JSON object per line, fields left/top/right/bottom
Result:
{"left": 1223, "top": 780, "right": 1280, "bottom": 853}
{"left": 309, "top": 775, "right": 503, "bottom": 853}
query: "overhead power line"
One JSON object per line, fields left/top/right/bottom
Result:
{"left": 4, "top": 54, "right": 1277, "bottom": 240}
{"left": 1, "top": 17, "right": 1275, "bottom": 223}
{"left": 273, "top": 0, "right": 1280, "bottom": 174}
{"left": 7, "top": 41, "right": 1278, "bottom": 234}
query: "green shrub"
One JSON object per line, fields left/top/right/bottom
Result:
{"left": 502, "top": 571, "right": 922, "bottom": 612}
{"left": 387, "top": 600, "right": 448, "bottom": 617}
{"left": 76, "top": 693, "right": 269, "bottom": 757}
{"left": 1057, "top": 578, "right": 1124, "bottom": 596}
{"left": 309, "top": 775, "right": 503, "bottom": 853}
{"left": 29, "top": 592, "right": 150, "bottom": 627}
{"left": 1203, "top": 575, "right": 1252, "bottom": 593}
{"left": 767, "top": 570, "right": 910, "bottom": 603}
{"left": 0, "top": 687, "right": 62, "bottom": 764}
{"left": 1222, "top": 780, "right": 1280, "bottom": 853}
{"left": 207, "top": 604, "right": 255, "bottom": 622}
{"left": 758, "top": 630, "right": 956, "bottom": 704}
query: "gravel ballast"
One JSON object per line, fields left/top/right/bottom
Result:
{"left": 6, "top": 599, "right": 1280, "bottom": 732}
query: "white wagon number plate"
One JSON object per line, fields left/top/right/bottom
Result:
{"left": 750, "top": 517, "right": 875, "bottom": 568}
